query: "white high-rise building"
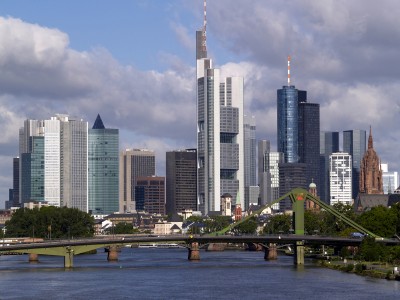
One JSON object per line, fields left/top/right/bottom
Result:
{"left": 196, "top": 22, "right": 244, "bottom": 215}
{"left": 19, "top": 115, "right": 88, "bottom": 209}
{"left": 329, "top": 152, "right": 352, "bottom": 205}
{"left": 381, "top": 163, "right": 399, "bottom": 194}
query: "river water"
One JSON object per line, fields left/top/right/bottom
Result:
{"left": 0, "top": 248, "right": 399, "bottom": 299}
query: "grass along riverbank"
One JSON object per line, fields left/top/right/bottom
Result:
{"left": 318, "top": 258, "right": 400, "bottom": 280}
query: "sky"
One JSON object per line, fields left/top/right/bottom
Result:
{"left": 1, "top": 0, "right": 400, "bottom": 208}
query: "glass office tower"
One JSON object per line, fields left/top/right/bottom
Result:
{"left": 343, "top": 130, "right": 366, "bottom": 200}
{"left": 320, "top": 131, "right": 339, "bottom": 203}
{"left": 88, "top": 114, "right": 119, "bottom": 215}
{"left": 277, "top": 86, "right": 299, "bottom": 163}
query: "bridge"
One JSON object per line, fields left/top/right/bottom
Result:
{"left": 1, "top": 188, "right": 398, "bottom": 268}
{"left": 1, "top": 234, "right": 398, "bottom": 268}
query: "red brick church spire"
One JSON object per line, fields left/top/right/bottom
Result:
{"left": 359, "top": 126, "right": 383, "bottom": 195}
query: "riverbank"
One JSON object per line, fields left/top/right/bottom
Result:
{"left": 318, "top": 258, "right": 400, "bottom": 280}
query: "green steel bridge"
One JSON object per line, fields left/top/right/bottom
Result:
{"left": 0, "top": 188, "right": 398, "bottom": 267}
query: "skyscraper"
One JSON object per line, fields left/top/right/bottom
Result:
{"left": 343, "top": 129, "right": 366, "bottom": 200}
{"left": 19, "top": 115, "right": 88, "bottom": 209}
{"left": 319, "top": 131, "right": 339, "bottom": 204}
{"left": 135, "top": 176, "right": 165, "bottom": 215}
{"left": 166, "top": 149, "right": 197, "bottom": 215}
{"left": 330, "top": 152, "right": 352, "bottom": 205}
{"left": 381, "top": 163, "right": 398, "bottom": 194}
{"left": 298, "top": 101, "right": 320, "bottom": 189}
{"left": 119, "top": 148, "right": 155, "bottom": 213}
{"left": 244, "top": 115, "right": 256, "bottom": 209}
{"left": 88, "top": 114, "right": 119, "bottom": 215}
{"left": 196, "top": 9, "right": 244, "bottom": 215}
{"left": 278, "top": 163, "right": 306, "bottom": 211}
{"left": 277, "top": 84, "right": 300, "bottom": 163}
{"left": 59, "top": 115, "right": 88, "bottom": 211}
{"left": 21, "top": 136, "right": 44, "bottom": 203}
{"left": 258, "top": 140, "right": 271, "bottom": 206}
{"left": 12, "top": 157, "right": 20, "bottom": 207}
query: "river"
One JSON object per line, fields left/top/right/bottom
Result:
{"left": 0, "top": 248, "right": 399, "bottom": 299}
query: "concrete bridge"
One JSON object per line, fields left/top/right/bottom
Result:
{"left": 1, "top": 234, "right": 398, "bottom": 268}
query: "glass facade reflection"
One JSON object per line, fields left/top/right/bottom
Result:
{"left": 277, "top": 86, "right": 299, "bottom": 163}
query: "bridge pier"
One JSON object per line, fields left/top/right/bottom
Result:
{"left": 188, "top": 242, "right": 200, "bottom": 260}
{"left": 107, "top": 245, "right": 119, "bottom": 262}
{"left": 28, "top": 253, "right": 39, "bottom": 263}
{"left": 294, "top": 241, "right": 304, "bottom": 265}
{"left": 264, "top": 243, "right": 278, "bottom": 260}
{"left": 64, "top": 247, "right": 74, "bottom": 268}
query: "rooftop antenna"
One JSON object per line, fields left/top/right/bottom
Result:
{"left": 287, "top": 55, "right": 291, "bottom": 86}
{"left": 202, "top": 0, "right": 207, "bottom": 53}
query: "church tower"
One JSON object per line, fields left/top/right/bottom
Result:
{"left": 359, "top": 127, "right": 383, "bottom": 194}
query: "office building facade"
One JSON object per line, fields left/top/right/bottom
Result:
{"left": 119, "top": 148, "right": 155, "bottom": 213}
{"left": 278, "top": 163, "right": 306, "bottom": 211}
{"left": 196, "top": 27, "right": 244, "bottom": 215}
{"left": 19, "top": 115, "right": 88, "bottom": 209}
{"left": 343, "top": 129, "right": 366, "bottom": 200}
{"left": 329, "top": 152, "right": 352, "bottom": 205}
{"left": 166, "top": 149, "right": 197, "bottom": 215}
{"left": 88, "top": 114, "right": 119, "bottom": 215}
{"left": 320, "top": 131, "right": 339, "bottom": 204}
{"left": 381, "top": 164, "right": 399, "bottom": 194}
{"left": 135, "top": 176, "right": 165, "bottom": 215}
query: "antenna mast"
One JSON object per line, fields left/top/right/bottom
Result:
{"left": 287, "top": 55, "right": 291, "bottom": 86}
{"left": 202, "top": 0, "right": 207, "bottom": 53}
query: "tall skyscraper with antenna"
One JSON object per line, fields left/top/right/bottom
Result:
{"left": 277, "top": 56, "right": 320, "bottom": 210}
{"left": 196, "top": 0, "right": 244, "bottom": 215}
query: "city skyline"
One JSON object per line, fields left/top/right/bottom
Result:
{"left": 1, "top": 0, "right": 400, "bottom": 208}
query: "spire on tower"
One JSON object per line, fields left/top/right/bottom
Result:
{"left": 368, "top": 125, "right": 373, "bottom": 149}
{"left": 287, "top": 55, "right": 291, "bottom": 86}
{"left": 202, "top": 0, "right": 207, "bottom": 53}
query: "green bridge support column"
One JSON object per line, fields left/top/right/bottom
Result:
{"left": 64, "top": 248, "right": 74, "bottom": 268}
{"left": 294, "top": 241, "right": 305, "bottom": 265}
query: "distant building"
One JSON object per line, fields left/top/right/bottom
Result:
{"left": 381, "top": 163, "right": 398, "bottom": 194}
{"left": 298, "top": 101, "right": 320, "bottom": 194}
{"left": 119, "top": 149, "right": 155, "bottom": 213}
{"left": 135, "top": 176, "right": 165, "bottom": 215}
{"left": 330, "top": 152, "right": 352, "bottom": 205}
{"left": 196, "top": 17, "right": 244, "bottom": 215}
{"left": 359, "top": 127, "right": 383, "bottom": 195}
{"left": 320, "top": 131, "right": 339, "bottom": 204}
{"left": 258, "top": 140, "right": 271, "bottom": 206}
{"left": 343, "top": 129, "right": 366, "bottom": 200}
{"left": 306, "top": 181, "right": 320, "bottom": 211}
{"left": 278, "top": 163, "right": 306, "bottom": 211}
{"left": 220, "top": 193, "right": 232, "bottom": 216}
{"left": 19, "top": 115, "right": 88, "bottom": 210}
{"left": 165, "top": 149, "right": 197, "bottom": 215}
{"left": 88, "top": 114, "right": 119, "bottom": 215}
{"left": 244, "top": 115, "right": 256, "bottom": 209}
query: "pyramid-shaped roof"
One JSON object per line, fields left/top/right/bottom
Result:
{"left": 92, "top": 114, "right": 105, "bottom": 129}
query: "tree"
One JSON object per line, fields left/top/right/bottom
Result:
{"left": 357, "top": 206, "right": 397, "bottom": 238}
{"left": 234, "top": 217, "right": 258, "bottom": 235}
{"left": 105, "top": 222, "right": 139, "bottom": 234}
{"left": 262, "top": 214, "right": 291, "bottom": 234}
{"left": 5, "top": 206, "right": 94, "bottom": 239}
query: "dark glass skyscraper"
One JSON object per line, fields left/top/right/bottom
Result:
{"left": 166, "top": 149, "right": 197, "bottom": 215}
{"left": 320, "top": 131, "right": 339, "bottom": 203}
{"left": 343, "top": 130, "right": 366, "bottom": 200}
{"left": 298, "top": 101, "right": 320, "bottom": 191}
